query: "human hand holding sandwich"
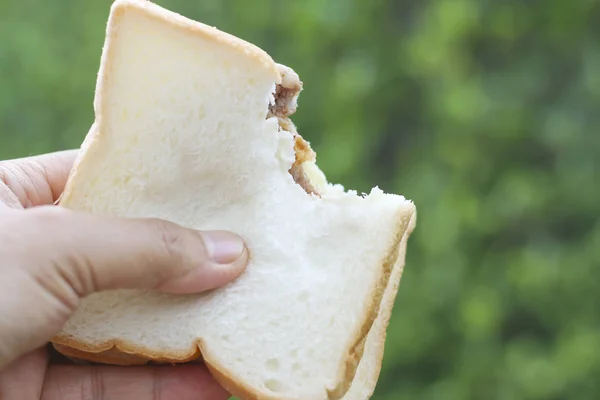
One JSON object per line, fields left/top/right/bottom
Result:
{"left": 0, "top": 150, "right": 247, "bottom": 399}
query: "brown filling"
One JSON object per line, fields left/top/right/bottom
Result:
{"left": 269, "top": 64, "right": 320, "bottom": 196}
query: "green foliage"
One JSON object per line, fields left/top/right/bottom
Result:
{"left": 1, "top": 0, "right": 599, "bottom": 398}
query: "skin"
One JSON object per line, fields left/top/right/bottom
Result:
{"left": 0, "top": 150, "right": 249, "bottom": 399}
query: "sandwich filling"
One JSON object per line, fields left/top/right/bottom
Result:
{"left": 269, "top": 64, "right": 323, "bottom": 196}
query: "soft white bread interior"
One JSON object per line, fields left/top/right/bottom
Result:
{"left": 51, "top": 1, "right": 416, "bottom": 399}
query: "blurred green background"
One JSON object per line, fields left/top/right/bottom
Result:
{"left": 1, "top": 0, "right": 599, "bottom": 398}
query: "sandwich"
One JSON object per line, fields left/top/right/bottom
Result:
{"left": 50, "top": 1, "right": 417, "bottom": 399}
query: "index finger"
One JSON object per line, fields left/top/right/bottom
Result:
{"left": 41, "top": 363, "right": 231, "bottom": 400}
{"left": 0, "top": 150, "right": 78, "bottom": 208}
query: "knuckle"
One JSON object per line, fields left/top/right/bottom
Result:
{"left": 0, "top": 160, "right": 46, "bottom": 208}
{"left": 152, "top": 219, "right": 192, "bottom": 265}
{"left": 81, "top": 368, "right": 105, "bottom": 400}
{"left": 148, "top": 219, "right": 200, "bottom": 288}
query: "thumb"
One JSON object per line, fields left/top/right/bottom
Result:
{"left": 27, "top": 206, "right": 249, "bottom": 296}
{"left": 0, "top": 206, "right": 248, "bottom": 368}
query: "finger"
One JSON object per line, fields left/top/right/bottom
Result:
{"left": 41, "top": 364, "right": 231, "bottom": 400}
{"left": 0, "top": 183, "right": 22, "bottom": 209}
{"left": 0, "top": 150, "right": 78, "bottom": 207}
{"left": 0, "top": 349, "right": 48, "bottom": 399}
{"left": 22, "top": 206, "right": 249, "bottom": 296}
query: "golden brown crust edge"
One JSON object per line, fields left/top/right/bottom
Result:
{"left": 344, "top": 208, "right": 417, "bottom": 399}
{"left": 325, "top": 203, "right": 416, "bottom": 400}
{"left": 111, "top": 0, "right": 279, "bottom": 78}
{"left": 51, "top": 337, "right": 290, "bottom": 400}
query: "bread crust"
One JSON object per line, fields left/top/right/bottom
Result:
{"left": 51, "top": 1, "right": 418, "bottom": 399}
{"left": 343, "top": 208, "right": 417, "bottom": 399}
{"left": 325, "top": 204, "right": 416, "bottom": 399}
{"left": 110, "top": 0, "right": 279, "bottom": 79}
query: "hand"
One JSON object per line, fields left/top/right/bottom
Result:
{"left": 0, "top": 150, "right": 248, "bottom": 399}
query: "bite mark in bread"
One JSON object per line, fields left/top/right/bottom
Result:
{"left": 269, "top": 64, "right": 321, "bottom": 196}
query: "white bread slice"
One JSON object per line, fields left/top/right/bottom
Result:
{"left": 50, "top": 1, "right": 417, "bottom": 399}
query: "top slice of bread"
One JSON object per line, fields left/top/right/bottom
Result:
{"left": 51, "top": 1, "right": 417, "bottom": 399}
